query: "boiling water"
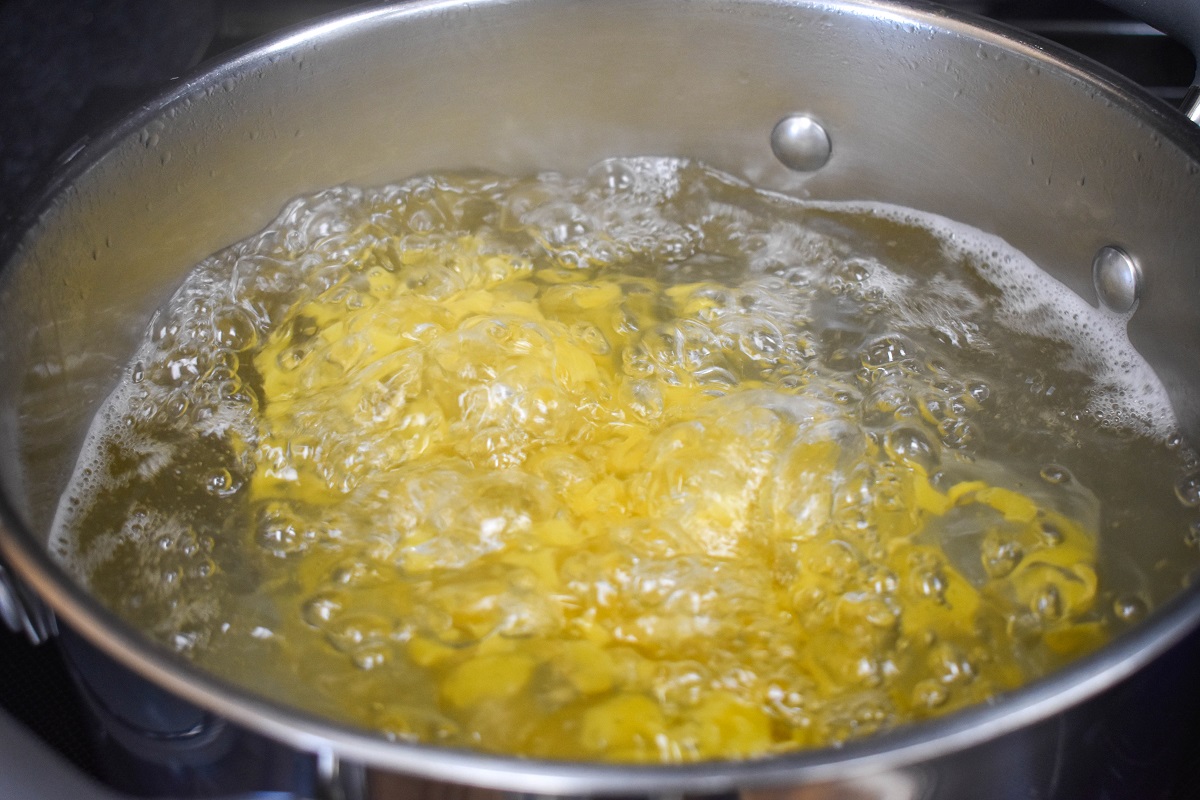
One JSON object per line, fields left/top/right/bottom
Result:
{"left": 52, "top": 159, "right": 1200, "bottom": 761}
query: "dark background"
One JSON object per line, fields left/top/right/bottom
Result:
{"left": 0, "top": 0, "right": 1195, "bottom": 796}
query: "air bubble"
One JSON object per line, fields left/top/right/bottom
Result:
{"left": 353, "top": 648, "right": 388, "bottom": 670}
{"left": 213, "top": 307, "right": 258, "bottom": 351}
{"left": 1112, "top": 594, "right": 1147, "bottom": 622}
{"left": 1040, "top": 464, "right": 1071, "bottom": 485}
{"left": 164, "top": 391, "right": 190, "bottom": 418}
{"left": 916, "top": 568, "right": 947, "bottom": 601}
{"left": 277, "top": 344, "right": 312, "bottom": 372}
{"left": 1176, "top": 472, "right": 1200, "bottom": 508}
{"left": 573, "top": 323, "right": 611, "bottom": 355}
{"left": 205, "top": 468, "right": 242, "bottom": 498}
{"left": 332, "top": 560, "right": 371, "bottom": 586}
{"left": 981, "top": 537, "right": 1023, "bottom": 579}
{"left": 1185, "top": 520, "right": 1200, "bottom": 548}
{"left": 1038, "top": 522, "right": 1064, "bottom": 546}
{"left": 1032, "top": 584, "right": 1063, "bottom": 620}
{"left": 884, "top": 427, "right": 937, "bottom": 471}
{"left": 929, "top": 642, "right": 974, "bottom": 685}
{"left": 863, "top": 335, "right": 911, "bottom": 367}
{"left": 326, "top": 614, "right": 390, "bottom": 654}
{"left": 835, "top": 259, "right": 871, "bottom": 284}
{"left": 591, "top": 161, "right": 636, "bottom": 191}
{"left": 912, "top": 678, "right": 948, "bottom": 708}
{"left": 256, "top": 503, "right": 316, "bottom": 557}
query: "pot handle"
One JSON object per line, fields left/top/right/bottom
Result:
{"left": 1098, "top": 0, "right": 1200, "bottom": 121}
{"left": 0, "top": 708, "right": 308, "bottom": 800}
{"left": 0, "top": 557, "right": 56, "bottom": 645}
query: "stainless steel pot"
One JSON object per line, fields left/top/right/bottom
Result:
{"left": 3, "top": 1, "right": 1200, "bottom": 798}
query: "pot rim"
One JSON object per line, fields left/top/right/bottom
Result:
{"left": 3, "top": 0, "right": 1200, "bottom": 794}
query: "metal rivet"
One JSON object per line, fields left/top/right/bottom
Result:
{"left": 771, "top": 114, "right": 832, "bottom": 172}
{"left": 1093, "top": 246, "right": 1141, "bottom": 314}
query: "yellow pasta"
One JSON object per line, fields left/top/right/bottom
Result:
{"left": 245, "top": 233, "right": 1104, "bottom": 761}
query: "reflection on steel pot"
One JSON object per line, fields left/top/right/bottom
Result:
{"left": 2, "top": 0, "right": 1200, "bottom": 797}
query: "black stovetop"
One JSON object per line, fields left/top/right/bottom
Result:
{"left": 0, "top": 1, "right": 1196, "bottom": 798}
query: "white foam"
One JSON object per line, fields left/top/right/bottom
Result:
{"left": 803, "top": 199, "right": 1178, "bottom": 439}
